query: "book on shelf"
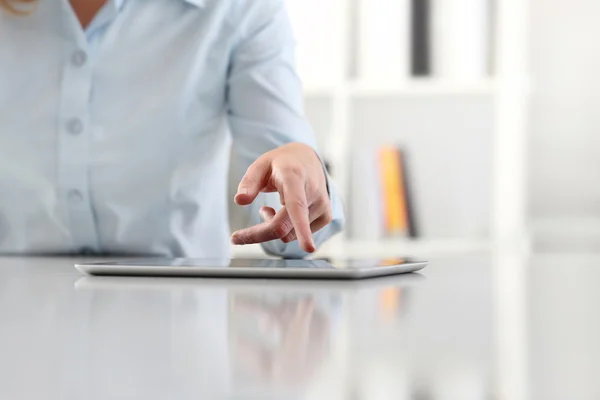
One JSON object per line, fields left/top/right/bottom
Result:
{"left": 349, "top": 146, "right": 418, "bottom": 241}
{"left": 355, "top": 0, "right": 493, "bottom": 81}
{"left": 401, "top": 148, "right": 418, "bottom": 238}
{"left": 411, "top": 0, "right": 431, "bottom": 76}
{"left": 379, "top": 147, "right": 409, "bottom": 236}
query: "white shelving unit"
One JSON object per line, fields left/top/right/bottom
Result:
{"left": 233, "top": 0, "right": 530, "bottom": 259}
{"left": 305, "top": 79, "right": 497, "bottom": 98}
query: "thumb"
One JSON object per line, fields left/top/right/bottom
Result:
{"left": 235, "top": 158, "right": 271, "bottom": 206}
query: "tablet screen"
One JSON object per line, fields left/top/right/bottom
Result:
{"left": 91, "top": 258, "right": 419, "bottom": 270}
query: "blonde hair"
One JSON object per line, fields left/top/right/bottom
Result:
{"left": 1, "top": 0, "right": 36, "bottom": 15}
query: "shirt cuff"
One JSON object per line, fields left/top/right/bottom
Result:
{"left": 313, "top": 150, "right": 331, "bottom": 197}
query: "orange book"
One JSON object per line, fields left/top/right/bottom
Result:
{"left": 378, "top": 147, "right": 409, "bottom": 236}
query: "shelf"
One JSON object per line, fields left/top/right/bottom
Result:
{"left": 302, "top": 79, "right": 496, "bottom": 98}
{"left": 532, "top": 217, "right": 600, "bottom": 253}
{"left": 348, "top": 79, "right": 496, "bottom": 97}
{"left": 231, "top": 238, "right": 493, "bottom": 259}
{"left": 338, "top": 238, "right": 493, "bottom": 258}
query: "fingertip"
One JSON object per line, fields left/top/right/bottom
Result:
{"left": 259, "top": 206, "right": 276, "bottom": 222}
{"left": 231, "top": 232, "right": 246, "bottom": 245}
{"left": 302, "top": 240, "right": 316, "bottom": 253}
{"left": 296, "top": 230, "right": 315, "bottom": 253}
{"left": 234, "top": 193, "right": 253, "bottom": 206}
{"left": 259, "top": 207, "right": 269, "bottom": 221}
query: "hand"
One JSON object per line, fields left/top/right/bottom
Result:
{"left": 232, "top": 142, "right": 332, "bottom": 253}
{"left": 230, "top": 295, "right": 329, "bottom": 382}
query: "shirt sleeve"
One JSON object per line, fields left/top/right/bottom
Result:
{"left": 226, "top": 0, "right": 345, "bottom": 258}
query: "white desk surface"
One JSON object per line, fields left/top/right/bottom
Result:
{"left": 0, "top": 253, "right": 599, "bottom": 400}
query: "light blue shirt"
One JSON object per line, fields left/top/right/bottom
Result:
{"left": 0, "top": 0, "right": 344, "bottom": 257}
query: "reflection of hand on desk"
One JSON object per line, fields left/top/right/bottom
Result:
{"left": 229, "top": 293, "right": 330, "bottom": 385}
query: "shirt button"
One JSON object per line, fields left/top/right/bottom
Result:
{"left": 71, "top": 50, "right": 87, "bottom": 67}
{"left": 66, "top": 118, "right": 84, "bottom": 135}
{"left": 68, "top": 189, "right": 83, "bottom": 203}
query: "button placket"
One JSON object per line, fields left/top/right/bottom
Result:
{"left": 57, "top": 43, "right": 99, "bottom": 253}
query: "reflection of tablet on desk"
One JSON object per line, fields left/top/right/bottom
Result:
{"left": 75, "top": 258, "right": 428, "bottom": 280}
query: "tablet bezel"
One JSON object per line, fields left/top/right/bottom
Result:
{"left": 74, "top": 258, "right": 428, "bottom": 280}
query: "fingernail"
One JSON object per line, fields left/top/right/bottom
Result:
{"left": 237, "top": 188, "right": 248, "bottom": 196}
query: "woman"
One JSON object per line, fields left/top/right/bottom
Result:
{"left": 0, "top": 0, "right": 344, "bottom": 257}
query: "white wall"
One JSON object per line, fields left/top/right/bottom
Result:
{"left": 529, "top": 0, "right": 600, "bottom": 251}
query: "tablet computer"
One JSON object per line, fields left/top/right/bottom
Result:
{"left": 75, "top": 258, "right": 428, "bottom": 280}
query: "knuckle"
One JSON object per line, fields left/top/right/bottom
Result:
{"left": 305, "top": 177, "right": 319, "bottom": 193}
{"left": 312, "top": 195, "right": 325, "bottom": 208}
{"left": 283, "top": 164, "right": 304, "bottom": 179}
{"left": 282, "top": 232, "right": 296, "bottom": 243}
{"left": 271, "top": 221, "right": 292, "bottom": 238}
{"left": 290, "top": 198, "right": 308, "bottom": 210}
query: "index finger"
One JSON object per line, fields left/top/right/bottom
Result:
{"left": 283, "top": 180, "right": 315, "bottom": 253}
{"left": 231, "top": 208, "right": 294, "bottom": 245}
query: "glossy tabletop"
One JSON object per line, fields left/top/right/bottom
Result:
{"left": 0, "top": 252, "right": 599, "bottom": 400}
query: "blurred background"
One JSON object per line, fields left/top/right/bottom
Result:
{"left": 227, "top": 0, "right": 600, "bottom": 394}
{"left": 235, "top": 0, "right": 599, "bottom": 258}
{"left": 528, "top": 0, "right": 600, "bottom": 252}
